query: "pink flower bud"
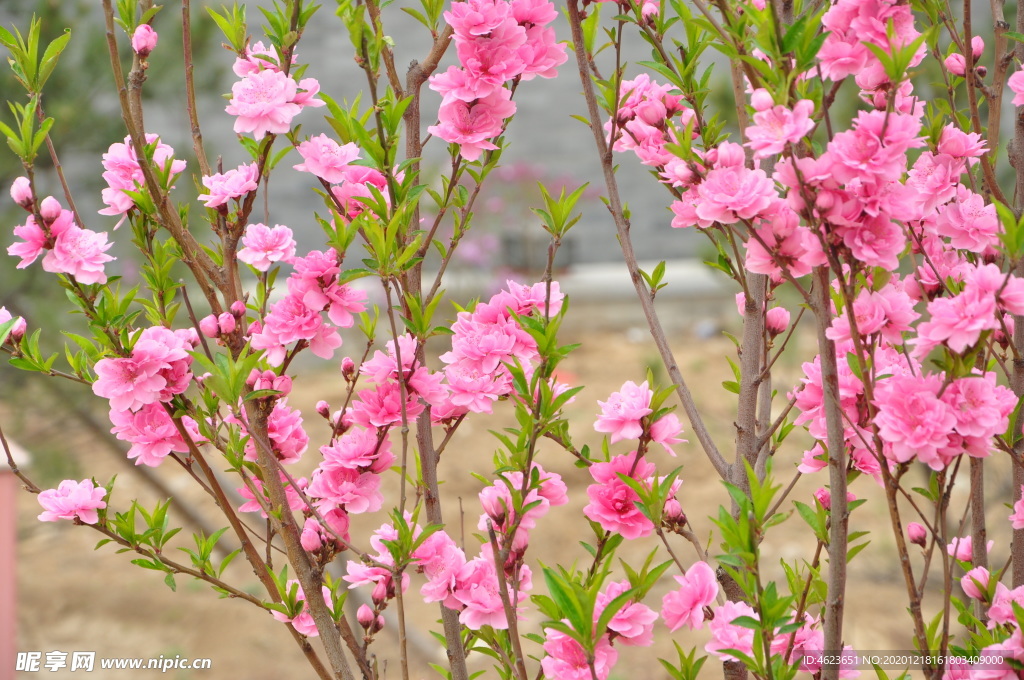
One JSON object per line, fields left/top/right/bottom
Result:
{"left": 478, "top": 486, "right": 508, "bottom": 527}
{"left": 907, "top": 521, "right": 927, "bottom": 547}
{"left": 357, "top": 604, "right": 375, "bottom": 629}
{"left": 814, "top": 487, "right": 854, "bottom": 511}
{"left": 374, "top": 615, "right": 385, "bottom": 633}
{"left": 10, "top": 317, "right": 27, "bottom": 343}
{"left": 341, "top": 356, "right": 356, "bottom": 380}
{"left": 961, "top": 566, "right": 990, "bottom": 600}
{"left": 371, "top": 579, "right": 388, "bottom": 604}
{"left": 217, "top": 312, "right": 236, "bottom": 335}
{"left": 301, "top": 518, "right": 324, "bottom": 552}
{"left": 230, "top": 300, "right": 247, "bottom": 317}
{"left": 39, "top": 196, "right": 62, "bottom": 224}
{"left": 944, "top": 53, "right": 967, "bottom": 76}
{"left": 750, "top": 88, "right": 774, "bottom": 112}
{"left": 0, "top": 307, "right": 26, "bottom": 344}
{"left": 272, "top": 374, "right": 292, "bottom": 396}
{"left": 766, "top": 307, "right": 791, "bottom": 336}
{"left": 245, "top": 368, "right": 263, "bottom": 388}
{"left": 316, "top": 400, "right": 331, "bottom": 418}
{"left": 663, "top": 498, "right": 684, "bottom": 522}
{"left": 735, "top": 292, "right": 746, "bottom": 316}
{"left": 199, "top": 314, "right": 220, "bottom": 338}
{"left": 10, "top": 177, "right": 32, "bottom": 208}
{"left": 132, "top": 24, "right": 158, "bottom": 56}
{"left": 972, "top": 36, "right": 984, "bottom": 58}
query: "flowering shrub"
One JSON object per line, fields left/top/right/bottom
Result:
{"left": 6, "top": 0, "right": 1024, "bottom": 679}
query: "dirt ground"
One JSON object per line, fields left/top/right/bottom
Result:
{"left": 10, "top": 322, "right": 1011, "bottom": 679}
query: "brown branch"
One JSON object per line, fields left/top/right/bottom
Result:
{"left": 566, "top": 0, "right": 728, "bottom": 480}
{"left": 811, "top": 267, "right": 848, "bottom": 680}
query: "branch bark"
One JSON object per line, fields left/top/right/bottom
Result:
{"left": 811, "top": 267, "right": 848, "bottom": 680}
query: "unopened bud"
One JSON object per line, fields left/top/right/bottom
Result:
{"left": 217, "top": 312, "right": 236, "bottom": 335}
{"left": 907, "top": 522, "right": 927, "bottom": 547}
{"left": 131, "top": 24, "right": 158, "bottom": 57}
{"left": 341, "top": 356, "right": 356, "bottom": 380}
{"left": 199, "top": 314, "right": 220, "bottom": 338}
{"left": 230, "top": 300, "right": 247, "bottom": 317}
{"left": 39, "top": 196, "right": 62, "bottom": 224}
{"left": 357, "top": 604, "right": 375, "bottom": 629}
{"left": 316, "top": 400, "right": 331, "bottom": 419}
{"left": 10, "top": 177, "right": 32, "bottom": 209}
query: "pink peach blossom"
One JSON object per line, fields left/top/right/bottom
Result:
{"left": 37, "top": 479, "right": 107, "bottom": 524}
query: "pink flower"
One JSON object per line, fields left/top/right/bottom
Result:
{"left": 947, "top": 535, "right": 993, "bottom": 562}
{"left": 650, "top": 412, "right": 686, "bottom": 455}
{"left": 694, "top": 164, "right": 776, "bottom": 226}
{"left": 307, "top": 465, "right": 383, "bottom": 515}
{"left": 320, "top": 428, "right": 394, "bottom": 473}
{"left": 428, "top": 88, "right": 517, "bottom": 161}
{"left": 270, "top": 580, "right": 333, "bottom": 637}
{"left": 445, "top": 0, "right": 511, "bottom": 37}
{"left": 92, "top": 326, "right": 195, "bottom": 411}
{"left": 93, "top": 356, "right": 167, "bottom": 412}
{"left": 745, "top": 100, "right": 815, "bottom": 158}
{"left": 1009, "top": 70, "right": 1024, "bottom": 107}
{"left": 199, "top": 163, "right": 259, "bottom": 209}
{"left": 238, "top": 223, "right": 296, "bottom": 271}
{"left": 37, "top": 479, "right": 107, "bottom": 524}
{"left": 293, "top": 135, "right": 361, "bottom": 183}
{"left": 594, "top": 380, "right": 653, "bottom": 444}
{"left": 250, "top": 294, "right": 342, "bottom": 366}
{"left": 41, "top": 225, "right": 114, "bottom": 284}
{"left": 936, "top": 190, "right": 999, "bottom": 253}
{"left": 413, "top": 530, "right": 467, "bottom": 608}
{"left": 961, "top": 567, "right": 990, "bottom": 600}
{"left": 705, "top": 601, "right": 757, "bottom": 662}
{"left": 99, "top": 134, "right": 186, "bottom": 218}
{"left": 915, "top": 287, "right": 998, "bottom": 356}
{"left": 132, "top": 24, "right": 158, "bottom": 56}
{"left": 583, "top": 454, "right": 657, "bottom": 539}
{"left": 1010, "top": 486, "right": 1024, "bottom": 529}
{"left": 452, "top": 556, "right": 512, "bottom": 629}
{"left": 541, "top": 628, "right": 618, "bottom": 680}
{"left": 108, "top": 404, "right": 202, "bottom": 467}
{"left": 225, "top": 69, "right": 303, "bottom": 139}
{"left": 661, "top": 560, "right": 719, "bottom": 631}
{"left": 988, "top": 585, "right": 1024, "bottom": 627}
{"left": 242, "top": 399, "right": 308, "bottom": 465}
{"left": 873, "top": 373, "right": 956, "bottom": 469}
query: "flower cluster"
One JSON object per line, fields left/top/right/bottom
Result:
{"left": 92, "top": 325, "right": 198, "bottom": 412}
{"left": 225, "top": 43, "right": 323, "bottom": 139}
{"left": 8, "top": 193, "right": 114, "bottom": 284}
{"left": 249, "top": 248, "right": 367, "bottom": 365}
{"left": 606, "top": 74, "right": 693, "bottom": 168}
{"left": 428, "top": 0, "right": 566, "bottom": 160}
{"left": 99, "top": 134, "right": 186, "bottom": 219}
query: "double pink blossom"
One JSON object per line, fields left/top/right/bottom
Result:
{"left": 293, "top": 135, "right": 361, "bottom": 183}
{"left": 225, "top": 69, "right": 322, "bottom": 139}
{"left": 661, "top": 560, "right": 719, "bottom": 631}
{"left": 37, "top": 479, "right": 107, "bottom": 524}
{"left": 199, "top": 163, "right": 259, "bottom": 209}
{"left": 238, "top": 223, "right": 296, "bottom": 271}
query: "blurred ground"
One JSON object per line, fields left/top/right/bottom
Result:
{"left": 10, "top": 310, "right": 1016, "bottom": 679}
